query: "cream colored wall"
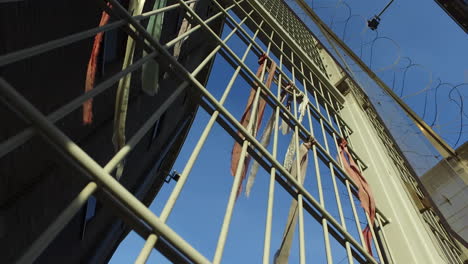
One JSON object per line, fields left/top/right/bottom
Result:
{"left": 341, "top": 93, "right": 450, "bottom": 264}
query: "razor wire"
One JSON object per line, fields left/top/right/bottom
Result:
{"left": 284, "top": 0, "right": 467, "bottom": 175}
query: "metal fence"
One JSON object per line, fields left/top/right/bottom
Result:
{"left": 0, "top": 0, "right": 404, "bottom": 263}
{"left": 350, "top": 84, "right": 463, "bottom": 264}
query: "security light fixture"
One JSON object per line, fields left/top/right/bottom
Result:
{"left": 367, "top": 16, "right": 381, "bottom": 30}
{"left": 368, "top": 0, "right": 394, "bottom": 30}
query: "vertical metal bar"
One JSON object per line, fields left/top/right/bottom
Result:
{"left": 291, "top": 54, "right": 306, "bottom": 264}
{"left": 262, "top": 32, "right": 279, "bottom": 264}
{"left": 330, "top": 126, "right": 356, "bottom": 264}
{"left": 315, "top": 84, "right": 331, "bottom": 154}
{"left": 353, "top": 159, "right": 382, "bottom": 262}
{"left": 376, "top": 215, "right": 395, "bottom": 264}
{"left": 323, "top": 91, "right": 334, "bottom": 125}
{"left": 364, "top": 213, "right": 385, "bottom": 263}
{"left": 345, "top": 181, "right": 366, "bottom": 248}
{"left": 159, "top": 10, "right": 258, "bottom": 223}
{"left": 135, "top": 234, "right": 157, "bottom": 264}
{"left": 314, "top": 143, "right": 334, "bottom": 264}
{"left": 333, "top": 136, "right": 366, "bottom": 250}
{"left": 305, "top": 72, "right": 334, "bottom": 264}
{"left": 305, "top": 67, "right": 353, "bottom": 263}
{"left": 213, "top": 23, "right": 272, "bottom": 264}
{"left": 330, "top": 167, "right": 353, "bottom": 264}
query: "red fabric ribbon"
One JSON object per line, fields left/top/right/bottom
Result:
{"left": 339, "top": 138, "right": 376, "bottom": 255}
{"left": 83, "top": 6, "right": 111, "bottom": 125}
{"left": 231, "top": 54, "right": 276, "bottom": 197}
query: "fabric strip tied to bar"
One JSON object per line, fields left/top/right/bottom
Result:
{"left": 112, "top": 0, "right": 155, "bottom": 180}
{"left": 282, "top": 91, "right": 309, "bottom": 173}
{"left": 244, "top": 90, "right": 288, "bottom": 197}
{"left": 245, "top": 84, "right": 308, "bottom": 197}
{"left": 339, "top": 138, "right": 376, "bottom": 255}
{"left": 280, "top": 84, "right": 295, "bottom": 135}
{"left": 274, "top": 138, "right": 315, "bottom": 264}
{"left": 231, "top": 54, "right": 276, "bottom": 197}
{"left": 83, "top": 4, "right": 111, "bottom": 125}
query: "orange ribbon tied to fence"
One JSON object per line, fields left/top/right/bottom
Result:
{"left": 338, "top": 138, "right": 376, "bottom": 256}
{"left": 83, "top": 5, "right": 111, "bottom": 125}
{"left": 231, "top": 53, "right": 277, "bottom": 197}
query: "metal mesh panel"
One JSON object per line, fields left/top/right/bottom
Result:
{"left": 256, "top": 0, "right": 327, "bottom": 75}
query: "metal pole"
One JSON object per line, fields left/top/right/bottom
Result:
{"left": 377, "top": 0, "right": 395, "bottom": 18}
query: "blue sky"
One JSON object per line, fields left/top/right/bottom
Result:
{"left": 110, "top": 0, "right": 466, "bottom": 263}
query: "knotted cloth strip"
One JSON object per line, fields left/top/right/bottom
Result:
{"left": 282, "top": 90, "right": 309, "bottom": 172}
{"left": 231, "top": 54, "right": 276, "bottom": 197}
{"left": 245, "top": 90, "right": 288, "bottom": 197}
{"left": 83, "top": 4, "right": 111, "bottom": 124}
{"left": 280, "top": 84, "right": 294, "bottom": 135}
{"left": 245, "top": 83, "right": 308, "bottom": 197}
{"left": 338, "top": 138, "right": 376, "bottom": 255}
{"left": 112, "top": 0, "right": 150, "bottom": 180}
{"left": 274, "top": 137, "right": 316, "bottom": 264}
